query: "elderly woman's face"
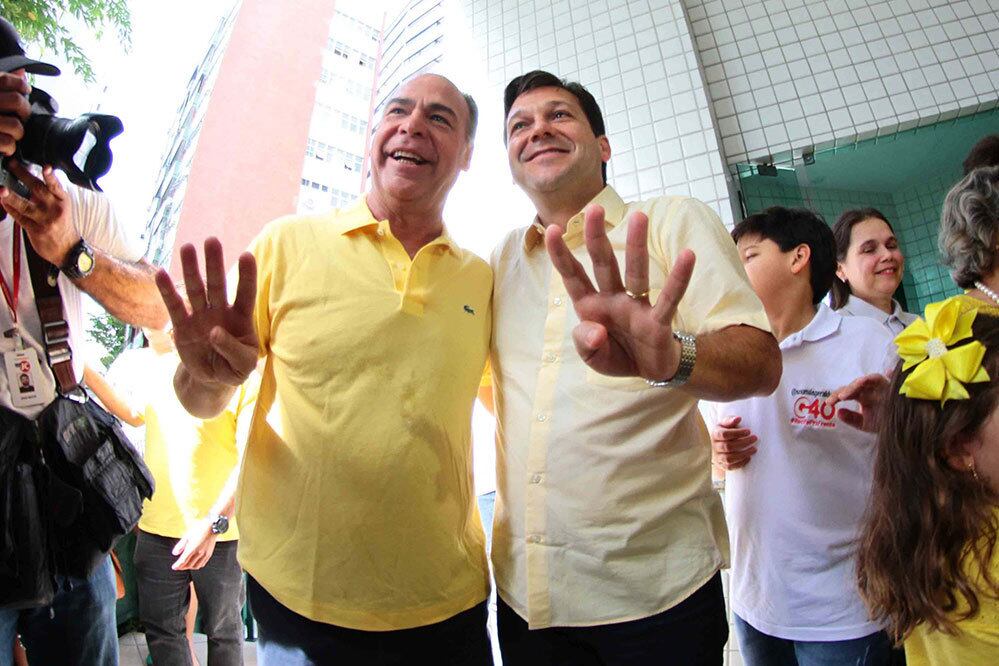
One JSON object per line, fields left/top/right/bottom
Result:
{"left": 836, "top": 217, "right": 905, "bottom": 303}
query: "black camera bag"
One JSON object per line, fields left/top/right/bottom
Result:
{"left": 0, "top": 231, "right": 154, "bottom": 608}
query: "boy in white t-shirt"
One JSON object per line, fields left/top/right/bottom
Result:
{"left": 707, "top": 207, "right": 896, "bottom": 665}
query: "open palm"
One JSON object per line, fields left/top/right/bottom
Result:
{"left": 154, "top": 238, "right": 258, "bottom": 386}
{"left": 545, "top": 204, "right": 695, "bottom": 381}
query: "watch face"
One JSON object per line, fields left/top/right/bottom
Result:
{"left": 212, "top": 515, "right": 230, "bottom": 534}
{"left": 77, "top": 251, "right": 94, "bottom": 274}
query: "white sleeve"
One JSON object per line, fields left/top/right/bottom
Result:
{"left": 699, "top": 400, "right": 720, "bottom": 430}
{"left": 68, "top": 182, "right": 144, "bottom": 263}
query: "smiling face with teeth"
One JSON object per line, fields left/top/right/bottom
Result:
{"left": 367, "top": 74, "right": 473, "bottom": 223}
{"left": 505, "top": 86, "right": 610, "bottom": 205}
{"left": 836, "top": 216, "right": 906, "bottom": 307}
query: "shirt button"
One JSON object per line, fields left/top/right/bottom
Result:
{"left": 536, "top": 413, "right": 548, "bottom": 422}
{"left": 528, "top": 535, "right": 544, "bottom": 544}
{"left": 553, "top": 297, "right": 563, "bottom": 306}
{"left": 530, "top": 473, "right": 543, "bottom": 484}
{"left": 543, "top": 352, "right": 557, "bottom": 363}
{"left": 377, "top": 229, "right": 385, "bottom": 236}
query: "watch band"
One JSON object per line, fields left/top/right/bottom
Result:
{"left": 61, "top": 239, "right": 94, "bottom": 280}
{"left": 646, "top": 331, "right": 696, "bottom": 388}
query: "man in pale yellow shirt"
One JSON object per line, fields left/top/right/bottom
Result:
{"left": 485, "top": 70, "right": 781, "bottom": 665}
{"left": 153, "top": 74, "right": 494, "bottom": 665}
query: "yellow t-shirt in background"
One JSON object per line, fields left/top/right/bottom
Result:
{"left": 138, "top": 350, "right": 258, "bottom": 542}
{"left": 236, "top": 200, "right": 493, "bottom": 631}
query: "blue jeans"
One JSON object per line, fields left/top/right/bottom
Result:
{"left": 734, "top": 614, "right": 892, "bottom": 666}
{"left": 0, "top": 555, "right": 118, "bottom": 666}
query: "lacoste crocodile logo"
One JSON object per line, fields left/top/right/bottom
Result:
{"left": 463, "top": 305, "right": 475, "bottom": 315}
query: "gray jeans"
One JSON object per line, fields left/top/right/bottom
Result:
{"left": 134, "top": 530, "right": 245, "bottom": 666}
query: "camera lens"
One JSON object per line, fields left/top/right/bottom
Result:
{"left": 19, "top": 112, "right": 123, "bottom": 190}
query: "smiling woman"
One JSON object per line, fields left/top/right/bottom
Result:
{"left": 830, "top": 208, "right": 918, "bottom": 334}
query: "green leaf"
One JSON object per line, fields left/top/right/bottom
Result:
{"left": 0, "top": 0, "right": 132, "bottom": 82}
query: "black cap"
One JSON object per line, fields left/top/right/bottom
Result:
{"left": 0, "top": 17, "right": 59, "bottom": 76}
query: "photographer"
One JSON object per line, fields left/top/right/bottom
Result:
{"left": 0, "top": 17, "right": 166, "bottom": 666}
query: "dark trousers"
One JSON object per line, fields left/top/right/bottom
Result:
{"left": 497, "top": 572, "right": 728, "bottom": 666}
{"left": 246, "top": 575, "right": 494, "bottom": 665}
{"left": 0, "top": 556, "right": 118, "bottom": 666}
{"left": 134, "top": 530, "right": 245, "bottom": 666}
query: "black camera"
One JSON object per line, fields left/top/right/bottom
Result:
{"left": 2, "top": 87, "right": 123, "bottom": 196}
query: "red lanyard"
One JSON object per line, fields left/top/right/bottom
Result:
{"left": 0, "top": 225, "right": 21, "bottom": 325}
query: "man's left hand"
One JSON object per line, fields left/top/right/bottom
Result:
{"left": 544, "top": 204, "right": 696, "bottom": 380}
{"left": 1, "top": 161, "right": 79, "bottom": 266}
{"left": 171, "top": 518, "right": 219, "bottom": 571}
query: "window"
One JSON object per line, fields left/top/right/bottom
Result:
{"left": 327, "top": 40, "right": 375, "bottom": 70}
{"left": 335, "top": 110, "right": 368, "bottom": 134}
{"left": 331, "top": 188, "right": 358, "bottom": 209}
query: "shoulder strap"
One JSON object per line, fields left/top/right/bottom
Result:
{"left": 22, "top": 229, "right": 80, "bottom": 396}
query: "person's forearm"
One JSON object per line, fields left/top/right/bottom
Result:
{"left": 209, "top": 466, "right": 240, "bottom": 519}
{"left": 83, "top": 363, "right": 144, "bottom": 426}
{"left": 173, "top": 364, "right": 238, "bottom": 419}
{"left": 683, "top": 325, "right": 781, "bottom": 401}
{"left": 74, "top": 255, "right": 168, "bottom": 329}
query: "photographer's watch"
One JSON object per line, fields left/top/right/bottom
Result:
{"left": 210, "top": 514, "right": 230, "bottom": 535}
{"left": 61, "top": 239, "right": 94, "bottom": 279}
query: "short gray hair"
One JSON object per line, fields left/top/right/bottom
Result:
{"left": 939, "top": 166, "right": 999, "bottom": 289}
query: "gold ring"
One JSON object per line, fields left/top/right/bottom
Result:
{"left": 625, "top": 289, "right": 649, "bottom": 300}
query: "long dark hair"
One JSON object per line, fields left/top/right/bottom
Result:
{"left": 830, "top": 208, "right": 895, "bottom": 310}
{"left": 856, "top": 314, "right": 999, "bottom": 642}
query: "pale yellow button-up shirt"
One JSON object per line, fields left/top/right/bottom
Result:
{"left": 489, "top": 186, "right": 771, "bottom": 628}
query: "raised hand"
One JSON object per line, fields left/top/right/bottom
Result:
{"left": 824, "top": 373, "right": 890, "bottom": 433}
{"left": 544, "top": 204, "right": 695, "bottom": 380}
{"left": 0, "top": 71, "right": 30, "bottom": 157}
{"left": 711, "top": 416, "right": 758, "bottom": 470}
{"left": 155, "top": 238, "right": 258, "bottom": 387}
{"left": 0, "top": 162, "right": 78, "bottom": 266}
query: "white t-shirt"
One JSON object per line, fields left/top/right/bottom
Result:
{"left": 0, "top": 182, "right": 142, "bottom": 418}
{"left": 705, "top": 304, "right": 895, "bottom": 642}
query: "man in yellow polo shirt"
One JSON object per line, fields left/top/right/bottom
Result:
{"left": 486, "top": 70, "right": 782, "bottom": 665}
{"left": 125, "top": 325, "right": 258, "bottom": 665}
{"left": 154, "top": 74, "right": 493, "bottom": 664}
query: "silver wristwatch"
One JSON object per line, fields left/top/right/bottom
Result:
{"left": 646, "top": 331, "right": 696, "bottom": 388}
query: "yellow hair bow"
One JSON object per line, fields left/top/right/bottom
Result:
{"left": 895, "top": 297, "right": 990, "bottom": 405}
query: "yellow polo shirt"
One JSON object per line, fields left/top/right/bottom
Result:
{"left": 137, "top": 349, "right": 257, "bottom": 542}
{"left": 237, "top": 199, "right": 492, "bottom": 630}
{"left": 490, "top": 186, "right": 771, "bottom": 628}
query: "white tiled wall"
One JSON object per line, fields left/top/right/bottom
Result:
{"left": 460, "top": 0, "right": 739, "bottom": 226}
{"left": 683, "top": 0, "right": 999, "bottom": 166}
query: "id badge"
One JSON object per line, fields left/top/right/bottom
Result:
{"left": 4, "top": 347, "right": 48, "bottom": 408}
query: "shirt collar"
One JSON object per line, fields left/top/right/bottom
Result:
{"left": 523, "top": 185, "right": 627, "bottom": 253}
{"left": 780, "top": 303, "right": 842, "bottom": 350}
{"left": 842, "top": 294, "right": 908, "bottom": 326}
{"left": 330, "top": 195, "right": 461, "bottom": 257}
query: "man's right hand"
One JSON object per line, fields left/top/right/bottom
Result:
{"left": 711, "top": 415, "right": 758, "bottom": 470}
{"left": 155, "top": 237, "right": 258, "bottom": 387}
{"left": 0, "top": 72, "right": 30, "bottom": 156}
